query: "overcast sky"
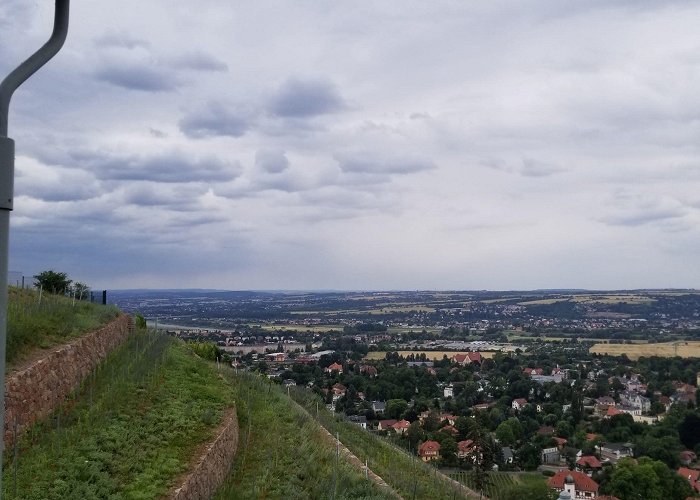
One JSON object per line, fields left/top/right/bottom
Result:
{"left": 1, "top": 0, "right": 699, "bottom": 290}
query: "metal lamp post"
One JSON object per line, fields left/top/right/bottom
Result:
{"left": 0, "top": 0, "right": 70, "bottom": 492}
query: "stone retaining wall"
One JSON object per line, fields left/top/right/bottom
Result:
{"left": 169, "top": 407, "right": 239, "bottom": 500}
{"left": 3, "top": 314, "right": 133, "bottom": 447}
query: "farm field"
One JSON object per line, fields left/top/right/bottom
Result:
{"left": 590, "top": 341, "right": 700, "bottom": 360}
{"left": 365, "top": 351, "right": 497, "bottom": 361}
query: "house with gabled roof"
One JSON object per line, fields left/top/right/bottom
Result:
{"left": 325, "top": 362, "right": 343, "bottom": 374}
{"left": 547, "top": 470, "right": 599, "bottom": 499}
{"left": 576, "top": 455, "right": 603, "bottom": 476}
{"left": 512, "top": 398, "right": 528, "bottom": 411}
{"left": 419, "top": 440, "right": 441, "bottom": 462}
{"left": 391, "top": 419, "right": 411, "bottom": 435}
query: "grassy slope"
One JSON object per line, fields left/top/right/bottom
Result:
{"left": 6, "top": 287, "right": 120, "bottom": 367}
{"left": 289, "top": 387, "right": 477, "bottom": 499}
{"left": 2, "top": 333, "right": 232, "bottom": 499}
{"left": 216, "top": 372, "right": 390, "bottom": 500}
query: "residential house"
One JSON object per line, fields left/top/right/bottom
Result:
{"left": 439, "top": 413, "right": 458, "bottom": 426}
{"left": 619, "top": 391, "right": 650, "bottom": 412}
{"left": 372, "top": 401, "right": 387, "bottom": 414}
{"left": 444, "top": 384, "right": 454, "bottom": 398}
{"left": 523, "top": 367, "right": 544, "bottom": 376}
{"left": 283, "top": 379, "right": 296, "bottom": 387}
{"left": 378, "top": 419, "right": 398, "bottom": 431}
{"left": 458, "top": 440, "right": 479, "bottom": 462}
{"left": 325, "top": 362, "right": 343, "bottom": 374}
{"left": 597, "top": 443, "right": 633, "bottom": 462}
{"left": 576, "top": 456, "right": 603, "bottom": 477}
{"left": 265, "top": 352, "right": 287, "bottom": 363}
{"left": 553, "top": 437, "right": 568, "bottom": 450}
{"left": 541, "top": 446, "right": 560, "bottom": 464}
{"left": 392, "top": 420, "right": 411, "bottom": 435}
{"left": 501, "top": 446, "right": 514, "bottom": 464}
{"left": 512, "top": 398, "right": 528, "bottom": 411}
{"left": 677, "top": 467, "right": 700, "bottom": 493}
{"left": 359, "top": 365, "right": 378, "bottom": 377}
{"left": 547, "top": 470, "right": 599, "bottom": 499}
{"left": 419, "top": 440, "right": 441, "bottom": 462}
{"left": 331, "top": 383, "right": 346, "bottom": 402}
{"left": 452, "top": 352, "right": 482, "bottom": 365}
{"left": 346, "top": 415, "right": 367, "bottom": 429}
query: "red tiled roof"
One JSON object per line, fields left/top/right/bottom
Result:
{"left": 553, "top": 437, "right": 568, "bottom": 446}
{"left": 379, "top": 419, "right": 397, "bottom": 429}
{"left": 467, "top": 352, "right": 482, "bottom": 363}
{"left": 392, "top": 420, "right": 410, "bottom": 430}
{"left": 607, "top": 407, "right": 623, "bottom": 416}
{"left": 419, "top": 440, "right": 441, "bottom": 454}
{"left": 452, "top": 353, "right": 468, "bottom": 363}
{"left": 678, "top": 467, "right": 700, "bottom": 483}
{"left": 547, "top": 470, "right": 599, "bottom": 493}
{"left": 458, "top": 440, "right": 474, "bottom": 452}
{"left": 577, "top": 455, "right": 603, "bottom": 468}
{"left": 586, "top": 433, "right": 600, "bottom": 441}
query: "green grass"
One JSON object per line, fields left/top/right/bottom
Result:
{"left": 2, "top": 332, "right": 232, "bottom": 499}
{"left": 215, "top": 372, "right": 389, "bottom": 500}
{"left": 289, "top": 388, "right": 477, "bottom": 499}
{"left": 449, "top": 471, "right": 549, "bottom": 499}
{"left": 6, "top": 287, "right": 120, "bottom": 367}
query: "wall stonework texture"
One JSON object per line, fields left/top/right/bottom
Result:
{"left": 169, "top": 407, "right": 239, "bottom": 500}
{"left": 3, "top": 314, "right": 133, "bottom": 447}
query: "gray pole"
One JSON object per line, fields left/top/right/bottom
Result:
{"left": 0, "top": 0, "right": 70, "bottom": 494}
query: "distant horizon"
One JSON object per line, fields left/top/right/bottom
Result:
{"left": 107, "top": 287, "right": 700, "bottom": 293}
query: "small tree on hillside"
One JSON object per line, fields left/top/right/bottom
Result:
{"left": 72, "top": 281, "right": 90, "bottom": 300}
{"left": 33, "top": 270, "right": 72, "bottom": 295}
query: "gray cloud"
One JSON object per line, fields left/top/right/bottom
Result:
{"left": 481, "top": 158, "right": 565, "bottom": 177}
{"left": 335, "top": 152, "right": 435, "bottom": 175}
{"left": 94, "top": 32, "right": 150, "bottom": 50}
{"left": 601, "top": 194, "right": 689, "bottom": 228}
{"left": 179, "top": 102, "right": 253, "bottom": 138}
{"left": 269, "top": 78, "right": 345, "bottom": 118}
{"left": 172, "top": 52, "right": 228, "bottom": 72}
{"left": 72, "top": 150, "right": 242, "bottom": 183}
{"left": 255, "top": 149, "right": 289, "bottom": 173}
{"left": 521, "top": 158, "right": 566, "bottom": 177}
{"left": 94, "top": 64, "right": 179, "bottom": 92}
{"left": 121, "top": 183, "right": 209, "bottom": 208}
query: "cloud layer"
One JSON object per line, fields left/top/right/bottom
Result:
{"left": 2, "top": 1, "right": 700, "bottom": 290}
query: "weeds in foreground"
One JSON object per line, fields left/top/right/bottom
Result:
{"left": 6, "top": 287, "right": 119, "bottom": 366}
{"left": 289, "top": 387, "right": 477, "bottom": 499}
{"left": 216, "top": 371, "right": 390, "bottom": 500}
{"left": 2, "top": 332, "right": 231, "bottom": 499}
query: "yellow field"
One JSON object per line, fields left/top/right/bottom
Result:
{"left": 518, "top": 294, "right": 656, "bottom": 306}
{"left": 365, "top": 350, "right": 496, "bottom": 361}
{"left": 590, "top": 341, "right": 700, "bottom": 360}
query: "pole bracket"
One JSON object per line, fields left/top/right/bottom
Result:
{"left": 0, "top": 137, "right": 14, "bottom": 211}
